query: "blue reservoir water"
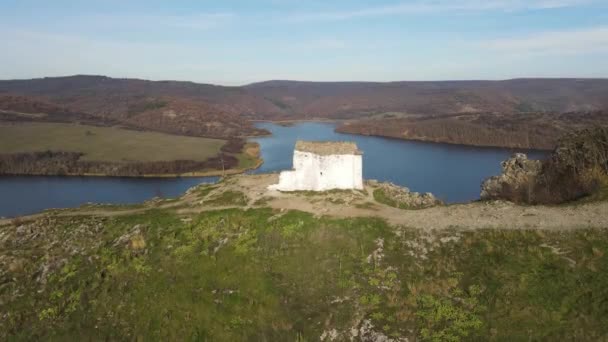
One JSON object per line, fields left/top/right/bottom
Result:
{"left": 0, "top": 121, "right": 546, "bottom": 217}
{"left": 251, "top": 122, "right": 547, "bottom": 203}
{"left": 0, "top": 176, "right": 218, "bottom": 218}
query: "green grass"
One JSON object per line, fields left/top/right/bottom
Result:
{"left": 197, "top": 184, "right": 219, "bottom": 199}
{"left": 233, "top": 142, "right": 261, "bottom": 170}
{"left": 205, "top": 190, "right": 248, "bottom": 206}
{"left": 0, "top": 123, "right": 226, "bottom": 162}
{"left": 234, "top": 152, "right": 256, "bottom": 169}
{"left": 3, "top": 207, "right": 608, "bottom": 340}
{"left": 373, "top": 188, "right": 413, "bottom": 209}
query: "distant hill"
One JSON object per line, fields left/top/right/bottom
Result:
{"left": 1, "top": 76, "right": 607, "bottom": 120}
{"left": 0, "top": 76, "right": 271, "bottom": 138}
{"left": 0, "top": 94, "right": 119, "bottom": 126}
{"left": 336, "top": 110, "right": 608, "bottom": 150}
{"left": 244, "top": 78, "right": 608, "bottom": 118}
{"left": 1, "top": 76, "right": 607, "bottom": 144}
{"left": 246, "top": 78, "right": 608, "bottom": 149}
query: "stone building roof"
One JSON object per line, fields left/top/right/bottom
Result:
{"left": 295, "top": 141, "right": 362, "bottom": 156}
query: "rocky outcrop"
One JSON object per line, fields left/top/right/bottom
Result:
{"left": 481, "top": 127, "right": 608, "bottom": 204}
{"left": 480, "top": 153, "right": 542, "bottom": 202}
{"left": 371, "top": 180, "right": 442, "bottom": 209}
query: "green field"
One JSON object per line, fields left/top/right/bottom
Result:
{"left": 0, "top": 123, "right": 226, "bottom": 162}
{"left": 2, "top": 202, "right": 608, "bottom": 340}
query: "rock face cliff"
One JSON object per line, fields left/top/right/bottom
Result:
{"left": 481, "top": 127, "right": 608, "bottom": 204}
{"left": 480, "top": 153, "right": 542, "bottom": 203}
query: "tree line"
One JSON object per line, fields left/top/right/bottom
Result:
{"left": 0, "top": 150, "right": 239, "bottom": 177}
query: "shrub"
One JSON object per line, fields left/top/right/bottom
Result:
{"left": 534, "top": 126, "right": 608, "bottom": 203}
{"left": 485, "top": 126, "right": 608, "bottom": 204}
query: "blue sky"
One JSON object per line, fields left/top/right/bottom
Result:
{"left": 1, "top": 0, "right": 607, "bottom": 85}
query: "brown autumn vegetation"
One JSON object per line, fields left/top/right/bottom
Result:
{"left": 336, "top": 111, "right": 608, "bottom": 150}
{"left": 2, "top": 76, "right": 607, "bottom": 120}
{"left": 533, "top": 126, "right": 608, "bottom": 203}
{"left": 244, "top": 78, "right": 608, "bottom": 118}
{"left": 484, "top": 126, "right": 608, "bottom": 204}
{"left": 220, "top": 138, "right": 246, "bottom": 153}
{"left": 120, "top": 98, "right": 269, "bottom": 138}
{"left": 2, "top": 75, "right": 608, "bottom": 149}
{"left": 0, "top": 94, "right": 120, "bottom": 126}
{"left": 0, "top": 93, "right": 269, "bottom": 139}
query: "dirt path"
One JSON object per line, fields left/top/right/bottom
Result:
{"left": 2, "top": 173, "right": 607, "bottom": 230}
{"left": 262, "top": 190, "right": 608, "bottom": 230}
{"left": 229, "top": 174, "right": 608, "bottom": 230}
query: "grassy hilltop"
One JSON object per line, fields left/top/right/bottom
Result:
{"left": 2, "top": 177, "right": 608, "bottom": 341}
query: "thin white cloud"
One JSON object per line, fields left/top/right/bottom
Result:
{"left": 481, "top": 26, "right": 608, "bottom": 55}
{"left": 532, "top": 0, "right": 595, "bottom": 9}
{"left": 165, "top": 13, "right": 236, "bottom": 30}
{"left": 287, "top": 0, "right": 599, "bottom": 22}
{"left": 84, "top": 12, "right": 236, "bottom": 31}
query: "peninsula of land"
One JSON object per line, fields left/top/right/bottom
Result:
{"left": 1, "top": 76, "right": 607, "bottom": 154}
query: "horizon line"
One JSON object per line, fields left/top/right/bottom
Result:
{"left": 1, "top": 74, "right": 607, "bottom": 88}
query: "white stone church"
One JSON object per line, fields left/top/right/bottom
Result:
{"left": 269, "top": 141, "right": 363, "bottom": 191}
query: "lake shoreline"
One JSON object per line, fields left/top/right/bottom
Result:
{"left": 3, "top": 172, "right": 606, "bottom": 228}
{"left": 0, "top": 138, "right": 264, "bottom": 179}
{"left": 254, "top": 119, "right": 553, "bottom": 151}
{"left": 0, "top": 121, "right": 548, "bottom": 217}
{"left": 335, "top": 128, "right": 553, "bottom": 152}
{"left": 0, "top": 157, "right": 263, "bottom": 179}
{"left": 251, "top": 122, "right": 548, "bottom": 203}
{"left": 335, "top": 125, "right": 554, "bottom": 152}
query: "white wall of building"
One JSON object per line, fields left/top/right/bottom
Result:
{"left": 270, "top": 151, "right": 363, "bottom": 191}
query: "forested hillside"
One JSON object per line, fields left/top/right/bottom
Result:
{"left": 2, "top": 75, "right": 607, "bottom": 149}
{"left": 336, "top": 111, "right": 608, "bottom": 150}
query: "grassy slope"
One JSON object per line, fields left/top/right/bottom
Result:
{"left": 234, "top": 142, "right": 262, "bottom": 170}
{"left": 2, "top": 204, "right": 608, "bottom": 341}
{"left": 373, "top": 188, "right": 412, "bottom": 209}
{"left": 0, "top": 123, "right": 226, "bottom": 162}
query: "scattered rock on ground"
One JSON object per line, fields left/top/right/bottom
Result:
{"left": 375, "top": 182, "right": 442, "bottom": 209}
